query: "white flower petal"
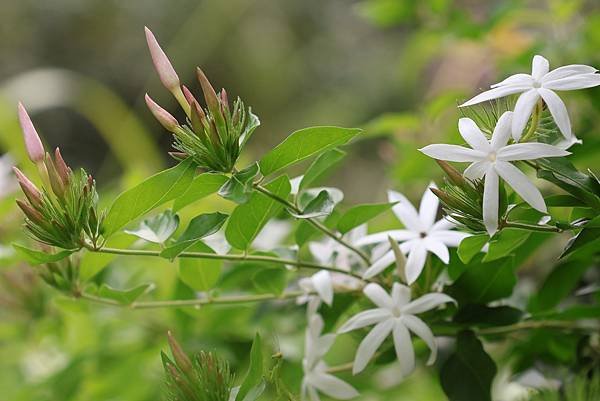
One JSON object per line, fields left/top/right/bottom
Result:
{"left": 405, "top": 242, "right": 428, "bottom": 285}
{"left": 490, "top": 111, "right": 513, "bottom": 150}
{"left": 307, "top": 384, "right": 320, "bottom": 401}
{"left": 401, "top": 314, "right": 438, "bottom": 365}
{"left": 511, "top": 89, "right": 540, "bottom": 141}
{"left": 362, "top": 250, "right": 395, "bottom": 279}
{"left": 464, "top": 161, "right": 489, "bottom": 180}
{"left": 428, "top": 230, "right": 470, "bottom": 247}
{"left": 483, "top": 168, "right": 499, "bottom": 235}
{"left": 497, "top": 143, "right": 570, "bottom": 161}
{"left": 363, "top": 283, "right": 395, "bottom": 309}
{"left": 491, "top": 73, "right": 533, "bottom": 88}
{"left": 542, "top": 64, "right": 597, "bottom": 82}
{"left": 391, "top": 282, "right": 412, "bottom": 307}
{"left": 309, "top": 372, "right": 359, "bottom": 399}
{"left": 430, "top": 218, "right": 456, "bottom": 232}
{"left": 423, "top": 238, "right": 450, "bottom": 264}
{"left": 419, "top": 144, "right": 486, "bottom": 162}
{"left": 531, "top": 55, "right": 550, "bottom": 81}
{"left": 537, "top": 88, "right": 571, "bottom": 139}
{"left": 494, "top": 161, "right": 547, "bottom": 213}
{"left": 458, "top": 118, "right": 491, "bottom": 151}
{"left": 354, "top": 230, "right": 416, "bottom": 247}
{"left": 392, "top": 321, "right": 415, "bottom": 377}
{"left": 352, "top": 319, "right": 394, "bottom": 374}
{"left": 402, "top": 292, "right": 456, "bottom": 314}
{"left": 338, "top": 308, "right": 391, "bottom": 333}
{"left": 459, "top": 85, "right": 530, "bottom": 107}
{"left": 311, "top": 271, "right": 333, "bottom": 306}
{"left": 388, "top": 190, "right": 424, "bottom": 232}
{"left": 419, "top": 183, "right": 440, "bottom": 229}
{"left": 543, "top": 73, "right": 600, "bottom": 91}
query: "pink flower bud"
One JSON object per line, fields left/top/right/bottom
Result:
{"left": 145, "top": 94, "right": 180, "bottom": 132}
{"left": 16, "top": 199, "right": 45, "bottom": 225}
{"left": 12, "top": 167, "right": 43, "bottom": 207}
{"left": 195, "top": 67, "right": 221, "bottom": 117}
{"left": 17, "top": 102, "right": 45, "bottom": 163}
{"left": 144, "top": 27, "right": 180, "bottom": 91}
{"left": 45, "top": 152, "right": 66, "bottom": 199}
{"left": 181, "top": 85, "right": 199, "bottom": 106}
{"left": 54, "top": 148, "right": 71, "bottom": 185}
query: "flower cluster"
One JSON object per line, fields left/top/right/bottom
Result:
{"left": 144, "top": 28, "right": 260, "bottom": 173}
{"left": 14, "top": 104, "right": 103, "bottom": 250}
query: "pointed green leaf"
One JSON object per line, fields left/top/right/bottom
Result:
{"left": 337, "top": 202, "right": 396, "bottom": 234}
{"left": 173, "top": 172, "right": 228, "bottom": 211}
{"left": 483, "top": 229, "right": 529, "bottom": 262}
{"left": 300, "top": 148, "right": 346, "bottom": 190}
{"left": 13, "top": 244, "right": 74, "bottom": 265}
{"left": 124, "top": 210, "right": 179, "bottom": 244}
{"left": 457, "top": 234, "right": 489, "bottom": 264}
{"left": 237, "top": 333, "right": 264, "bottom": 401}
{"left": 289, "top": 190, "right": 335, "bottom": 219}
{"left": 218, "top": 163, "right": 260, "bottom": 204}
{"left": 259, "top": 126, "right": 362, "bottom": 176}
{"left": 97, "top": 283, "right": 154, "bottom": 305}
{"left": 448, "top": 256, "right": 516, "bottom": 304}
{"left": 160, "top": 212, "right": 228, "bottom": 259}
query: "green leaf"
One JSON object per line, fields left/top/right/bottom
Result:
{"left": 440, "top": 330, "right": 497, "bottom": 401}
{"left": 453, "top": 305, "right": 523, "bottom": 326}
{"left": 80, "top": 232, "right": 135, "bottom": 281}
{"left": 97, "top": 283, "right": 154, "bottom": 305}
{"left": 178, "top": 242, "right": 222, "bottom": 291}
{"left": 300, "top": 148, "right": 346, "bottom": 190}
{"left": 259, "top": 126, "right": 362, "bottom": 176}
{"left": 160, "top": 212, "right": 228, "bottom": 259}
{"left": 289, "top": 190, "right": 335, "bottom": 219}
{"left": 560, "top": 216, "right": 600, "bottom": 259}
{"left": 239, "top": 110, "right": 261, "bottom": 148}
{"left": 13, "top": 244, "right": 74, "bottom": 265}
{"left": 225, "top": 176, "right": 291, "bottom": 250}
{"left": 483, "top": 229, "right": 530, "bottom": 262}
{"left": 252, "top": 268, "right": 287, "bottom": 296}
{"left": 124, "top": 210, "right": 179, "bottom": 244}
{"left": 103, "top": 159, "right": 195, "bottom": 236}
{"left": 537, "top": 158, "right": 600, "bottom": 209}
{"left": 337, "top": 202, "right": 396, "bottom": 234}
{"left": 173, "top": 173, "right": 227, "bottom": 211}
{"left": 448, "top": 256, "right": 516, "bottom": 305}
{"left": 237, "top": 333, "right": 264, "bottom": 401}
{"left": 528, "top": 260, "right": 590, "bottom": 313}
{"left": 457, "top": 234, "right": 489, "bottom": 264}
{"left": 531, "top": 305, "right": 600, "bottom": 321}
{"left": 218, "top": 163, "right": 260, "bottom": 204}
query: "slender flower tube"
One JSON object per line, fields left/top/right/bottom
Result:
{"left": 17, "top": 103, "right": 45, "bottom": 163}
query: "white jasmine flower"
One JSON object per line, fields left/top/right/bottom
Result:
{"left": 460, "top": 55, "right": 600, "bottom": 140}
{"left": 419, "top": 112, "right": 569, "bottom": 234}
{"left": 355, "top": 184, "right": 469, "bottom": 284}
{"left": 302, "top": 314, "right": 359, "bottom": 401}
{"left": 338, "top": 283, "right": 455, "bottom": 375}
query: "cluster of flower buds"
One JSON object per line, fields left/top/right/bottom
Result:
{"left": 14, "top": 103, "right": 103, "bottom": 250}
{"left": 161, "top": 331, "right": 234, "bottom": 401}
{"left": 144, "top": 27, "right": 259, "bottom": 173}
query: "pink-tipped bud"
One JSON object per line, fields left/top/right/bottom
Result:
{"left": 16, "top": 199, "right": 44, "bottom": 225}
{"left": 54, "top": 148, "right": 71, "bottom": 185}
{"left": 45, "top": 153, "right": 66, "bottom": 199}
{"left": 190, "top": 100, "right": 206, "bottom": 133}
{"left": 167, "top": 331, "right": 193, "bottom": 376}
{"left": 17, "top": 102, "right": 45, "bottom": 163}
{"left": 145, "top": 27, "right": 180, "bottom": 91}
{"left": 145, "top": 94, "right": 180, "bottom": 132}
{"left": 168, "top": 151, "right": 187, "bottom": 161}
{"left": 13, "top": 167, "right": 42, "bottom": 207}
{"left": 181, "top": 85, "right": 199, "bottom": 106}
{"left": 196, "top": 67, "right": 221, "bottom": 117}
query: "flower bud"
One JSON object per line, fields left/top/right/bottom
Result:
{"left": 45, "top": 153, "right": 66, "bottom": 199}
{"left": 196, "top": 68, "right": 225, "bottom": 127}
{"left": 435, "top": 159, "right": 468, "bottom": 188}
{"left": 144, "top": 27, "right": 180, "bottom": 91}
{"left": 17, "top": 102, "right": 45, "bottom": 163}
{"left": 168, "top": 151, "right": 187, "bottom": 161}
{"left": 145, "top": 94, "right": 180, "bottom": 132}
{"left": 12, "top": 167, "right": 43, "bottom": 208}
{"left": 182, "top": 85, "right": 199, "bottom": 106}
{"left": 167, "top": 331, "right": 193, "bottom": 376}
{"left": 54, "top": 148, "right": 71, "bottom": 185}
{"left": 190, "top": 100, "right": 206, "bottom": 133}
{"left": 16, "top": 199, "right": 44, "bottom": 225}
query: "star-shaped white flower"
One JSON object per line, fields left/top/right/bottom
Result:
{"left": 302, "top": 314, "right": 359, "bottom": 401}
{"left": 460, "top": 54, "right": 600, "bottom": 141}
{"left": 355, "top": 184, "right": 469, "bottom": 284}
{"left": 419, "top": 112, "right": 570, "bottom": 234}
{"left": 338, "top": 283, "right": 455, "bottom": 376}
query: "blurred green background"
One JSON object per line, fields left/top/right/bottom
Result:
{"left": 1, "top": 0, "right": 599, "bottom": 400}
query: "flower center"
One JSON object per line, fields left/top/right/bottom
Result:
{"left": 532, "top": 80, "right": 542, "bottom": 88}
{"left": 487, "top": 151, "right": 497, "bottom": 162}
{"left": 392, "top": 307, "right": 402, "bottom": 318}
{"left": 419, "top": 231, "right": 427, "bottom": 238}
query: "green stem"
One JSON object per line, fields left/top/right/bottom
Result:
{"left": 253, "top": 183, "right": 371, "bottom": 265}
{"left": 89, "top": 245, "right": 369, "bottom": 282}
{"left": 520, "top": 99, "right": 543, "bottom": 143}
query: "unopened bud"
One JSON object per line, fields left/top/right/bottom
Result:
{"left": 388, "top": 236, "right": 407, "bottom": 284}
{"left": 145, "top": 94, "right": 180, "bottom": 132}
{"left": 168, "top": 151, "right": 187, "bottom": 161}
{"left": 435, "top": 160, "right": 467, "bottom": 187}
{"left": 54, "top": 148, "right": 71, "bottom": 185}
{"left": 182, "top": 85, "right": 199, "bottom": 106}
{"left": 16, "top": 199, "right": 44, "bottom": 224}
{"left": 196, "top": 68, "right": 221, "bottom": 119}
{"left": 144, "top": 27, "right": 180, "bottom": 91}
{"left": 220, "top": 89, "right": 229, "bottom": 112}
{"left": 17, "top": 102, "right": 45, "bottom": 163}
{"left": 167, "top": 331, "right": 193, "bottom": 376}
{"left": 45, "top": 153, "right": 66, "bottom": 198}
{"left": 13, "top": 167, "right": 43, "bottom": 207}
{"left": 190, "top": 100, "right": 206, "bottom": 133}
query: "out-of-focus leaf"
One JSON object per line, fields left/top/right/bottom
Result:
{"left": 178, "top": 242, "right": 221, "bottom": 291}
{"left": 97, "top": 283, "right": 153, "bottom": 305}
{"left": 528, "top": 260, "right": 590, "bottom": 313}
{"left": 160, "top": 212, "right": 228, "bottom": 259}
{"left": 337, "top": 202, "right": 396, "bottom": 234}
{"left": 103, "top": 159, "right": 195, "bottom": 236}
{"left": 259, "top": 126, "right": 361, "bottom": 176}
{"left": 483, "top": 229, "right": 530, "bottom": 262}
{"left": 300, "top": 148, "right": 346, "bottom": 190}
{"left": 225, "top": 176, "right": 291, "bottom": 250}
{"left": 457, "top": 234, "right": 489, "bottom": 264}
{"left": 237, "top": 333, "right": 264, "bottom": 401}
{"left": 560, "top": 215, "right": 600, "bottom": 259}
{"left": 531, "top": 305, "right": 600, "bottom": 321}
{"left": 218, "top": 163, "right": 260, "bottom": 204}
{"left": 440, "top": 330, "right": 497, "bottom": 401}
{"left": 289, "top": 190, "right": 335, "bottom": 219}
{"left": 124, "top": 210, "right": 179, "bottom": 244}
{"left": 80, "top": 232, "right": 135, "bottom": 281}
{"left": 252, "top": 268, "right": 287, "bottom": 296}
{"left": 295, "top": 210, "right": 341, "bottom": 247}
{"left": 544, "top": 194, "right": 586, "bottom": 207}
{"left": 453, "top": 305, "right": 523, "bottom": 326}
{"left": 173, "top": 173, "right": 227, "bottom": 211}
{"left": 13, "top": 244, "right": 74, "bottom": 265}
